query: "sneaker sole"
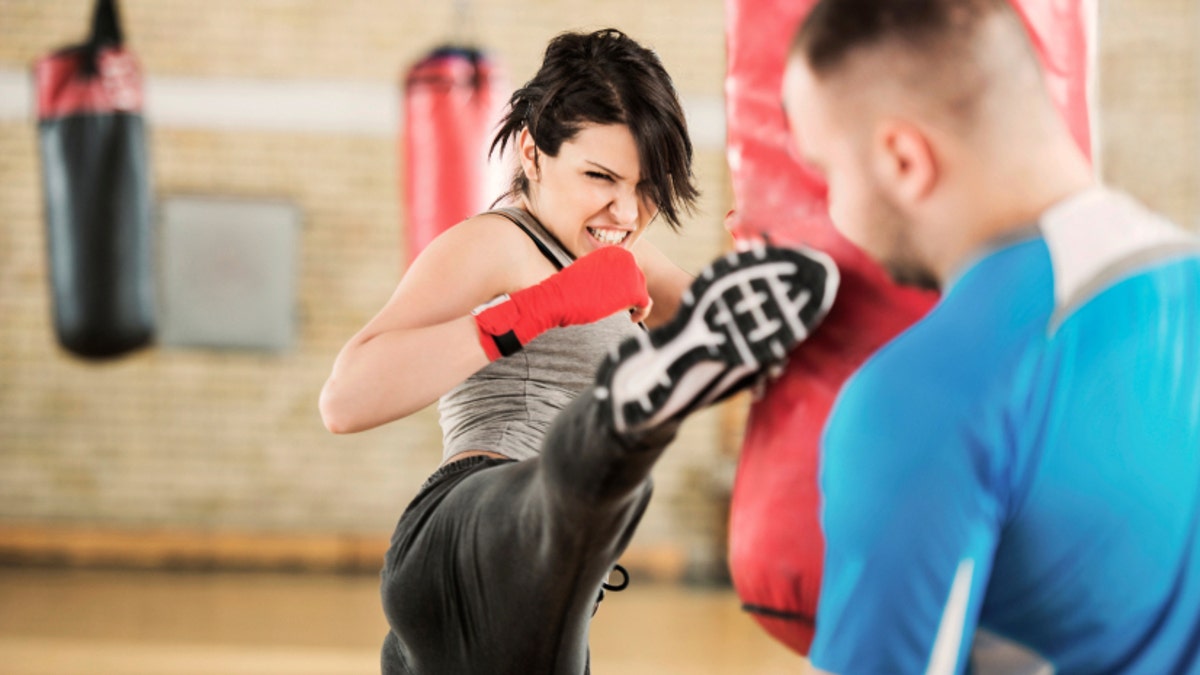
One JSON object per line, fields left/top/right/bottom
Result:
{"left": 596, "top": 245, "right": 839, "bottom": 435}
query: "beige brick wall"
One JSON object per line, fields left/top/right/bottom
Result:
{"left": 1098, "top": 0, "right": 1200, "bottom": 229}
{"left": 1, "top": 0, "right": 1197, "bottom": 579}
{"left": 0, "top": 0, "right": 726, "bottom": 95}
{"left": 0, "top": 0, "right": 737, "bottom": 577}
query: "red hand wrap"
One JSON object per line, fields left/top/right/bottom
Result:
{"left": 473, "top": 246, "right": 649, "bottom": 361}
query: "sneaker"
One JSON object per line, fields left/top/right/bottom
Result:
{"left": 595, "top": 244, "right": 839, "bottom": 436}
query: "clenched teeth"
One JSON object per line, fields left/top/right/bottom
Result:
{"left": 588, "top": 228, "right": 629, "bottom": 245}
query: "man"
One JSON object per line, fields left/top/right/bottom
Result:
{"left": 782, "top": 0, "right": 1200, "bottom": 673}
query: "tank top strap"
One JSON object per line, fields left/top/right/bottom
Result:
{"left": 487, "top": 207, "right": 574, "bottom": 270}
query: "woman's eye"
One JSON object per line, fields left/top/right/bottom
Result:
{"left": 586, "top": 171, "right": 614, "bottom": 182}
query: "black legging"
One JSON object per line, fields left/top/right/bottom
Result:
{"left": 379, "top": 389, "right": 680, "bottom": 674}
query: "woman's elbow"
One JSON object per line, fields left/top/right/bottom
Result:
{"left": 318, "top": 381, "right": 360, "bottom": 434}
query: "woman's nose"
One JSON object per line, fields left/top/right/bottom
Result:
{"left": 609, "top": 186, "right": 639, "bottom": 225}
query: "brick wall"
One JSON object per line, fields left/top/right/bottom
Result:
{"left": 0, "top": 0, "right": 1197, "bottom": 578}
{"left": 0, "top": 0, "right": 736, "bottom": 577}
{"left": 1097, "top": 0, "right": 1200, "bottom": 228}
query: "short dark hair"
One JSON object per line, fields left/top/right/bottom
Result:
{"left": 491, "top": 28, "right": 698, "bottom": 230}
{"left": 792, "top": 0, "right": 1011, "bottom": 78}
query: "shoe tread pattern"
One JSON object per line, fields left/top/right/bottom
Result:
{"left": 596, "top": 245, "right": 838, "bottom": 435}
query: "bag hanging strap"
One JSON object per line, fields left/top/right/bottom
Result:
{"left": 80, "top": 0, "right": 123, "bottom": 75}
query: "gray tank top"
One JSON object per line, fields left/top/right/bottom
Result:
{"left": 438, "top": 208, "right": 643, "bottom": 462}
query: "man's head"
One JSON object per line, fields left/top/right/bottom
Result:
{"left": 783, "top": 0, "right": 1083, "bottom": 289}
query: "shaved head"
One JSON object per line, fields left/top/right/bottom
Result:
{"left": 781, "top": 0, "right": 1093, "bottom": 288}
{"left": 789, "top": 0, "right": 1047, "bottom": 135}
{"left": 794, "top": 0, "right": 1011, "bottom": 75}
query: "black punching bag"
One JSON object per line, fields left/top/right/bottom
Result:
{"left": 36, "top": 0, "right": 154, "bottom": 359}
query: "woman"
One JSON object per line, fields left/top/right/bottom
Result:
{"left": 320, "top": 27, "right": 697, "bottom": 439}
{"left": 320, "top": 28, "right": 835, "bottom": 674}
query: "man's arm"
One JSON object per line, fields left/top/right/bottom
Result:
{"left": 808, "top": 358, "right": 1007, "bottom": 674}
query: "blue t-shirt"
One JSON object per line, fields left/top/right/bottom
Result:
{"left": 811, "top": 189, "right": 1200, "bottom": 674}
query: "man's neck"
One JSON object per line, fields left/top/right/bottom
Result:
{"left": 932, "top": 142, "right": 1096, "bottom": 284}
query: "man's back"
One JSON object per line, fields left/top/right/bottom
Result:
{"left": 815, "top": 189, "right": 1200, "bottom": 673}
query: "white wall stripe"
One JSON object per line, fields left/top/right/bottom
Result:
{"left": 0, "top": 68, "right": 726, "bottom": 149}
{"left": 682, "top": 94, "right": 727, "bottom": 151}
{"left": 0, "top": 69, "right": 33, "bottom": 123}
{"left": 145, "top": 77, "right": 398, "bottom": 136}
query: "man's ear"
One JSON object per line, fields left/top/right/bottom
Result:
{"left": 873, "top": 120, "right": 937, "bottom": 205}
{"left": 518, "top": 127, "right": 540, "bottom": 183}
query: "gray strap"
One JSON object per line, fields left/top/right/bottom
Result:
{"left": 488, "top": 207, "right": 573, "bottom": 270}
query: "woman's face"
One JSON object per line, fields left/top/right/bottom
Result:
{"left": 519, "top": 123, "right": 658, "bottom": 259}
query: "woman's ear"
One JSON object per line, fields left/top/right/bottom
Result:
{"left": 518, "top": 127, "right": 540, "bottom": 183}
{"left": 873, "top": 119, "right": 937, "bottom": 206}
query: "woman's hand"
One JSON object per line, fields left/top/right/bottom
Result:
{"left": 473, "top": 246, "right": 651, "bottom": 360}
{"left": 319, "top": 214, "right": 541, "bottom": 433}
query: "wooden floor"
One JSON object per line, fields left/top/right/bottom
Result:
{"left": 0, "top": 567, "right": 806, "bottom": 674}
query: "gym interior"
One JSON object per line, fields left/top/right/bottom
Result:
{"left": 1, "top": 1, "right": 1197, "bottom": 673}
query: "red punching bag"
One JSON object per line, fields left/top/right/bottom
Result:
{"left": 403, "top": 46, "right": 505, "bottom": 263}
{"left": 723, "top": 0, "right": 1094, "bottom": 655}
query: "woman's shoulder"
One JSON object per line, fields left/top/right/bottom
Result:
{"left": 440, "top": 211, "right": 541, "bottom": 254}
{"left": 418, "top": 212, "right": 534, "bottom": 262}
{"left": 410, "top": 210, "right": 552, "bottom": 292}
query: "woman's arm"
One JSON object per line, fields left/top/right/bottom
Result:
{"left": 319, "top": 215, "right": 537, "bottom": 434}
{"left": 633, "top": 238, "right": 694, "bottom": 328}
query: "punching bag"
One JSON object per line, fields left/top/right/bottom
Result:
{"left": 36, "top": 0, "right": 154, "bottom": 359}
{"left": 403, "top": 46, "right": 504, "bottom": 263}
{"left": 723, "top": 0, "right": 1094, "bottom": 654}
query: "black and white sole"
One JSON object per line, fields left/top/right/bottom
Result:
{"left": 595, "top": 244, "right": 839, "bottom": 436}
